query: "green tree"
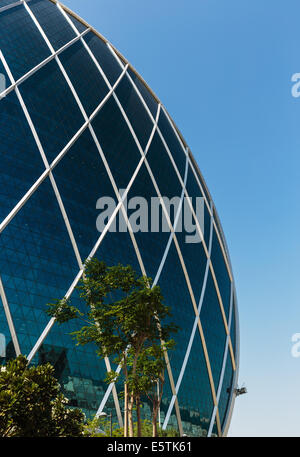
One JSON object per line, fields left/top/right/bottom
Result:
{"left": 83, "top": 415, "right": 123, "bottom": 437}
{"left": 83, "top": 417, "right": 179, "bottom": 437}
{"left": 0, "top": 355, "right": 84, "bottom": 437}
{"left": 131, "top": 342, "right": 174, "bottom": 437}
{"left": 46, "top": 258, "right": 178, "bottom": 437}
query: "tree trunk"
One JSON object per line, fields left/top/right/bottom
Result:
{"left": 152, "top": 376, "right": 164, "bottom": 437}
{"left": 124, "top": 381, "right": 128, "bottom": 437}
{"left": 128, "top": 341, "right": 144, "bottom": 438}
{"left": 152, "top": 403, "right": 158, "bottom": 438}
{"left": 128, "top": 394, "right": 135, "bottom": 437}
{"left": 136, "top": 395, "right": 142, "bottom": 437}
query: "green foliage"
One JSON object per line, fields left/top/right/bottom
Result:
{"left": 160, "top": 426, "right": 180, "bottom": 437}
{"left": 44, "top": 258, "right": 179, "bottom": 437}
{"left": 132, "top": 419, "right": 179, "bottom": 437}
{"left": 83, "top": 417, "right": 179, "bottom": 437}
{"left": 125, "top": 343, "right": 166, "bottom": 399}
{"left": 45, "top": 260, "right": 178, "bottom": 362}
{"left": 0, "top": 355, "right": 85, "bottom": 437}
{"left": 83, "top": 416, "right": 124, "bottom": 437}
{"left": 46, "top": 298, "right": 83, "bottom": 324}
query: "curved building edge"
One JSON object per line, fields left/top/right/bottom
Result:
{"left": 1, "top": 0, "right": 240, "bottom": 437}
{"left": 51, "top": 0, "right": 240, "bottom": 436}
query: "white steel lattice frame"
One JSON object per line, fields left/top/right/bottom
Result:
{"left": 0, "top": 0, "right": 240, "bottom": 437}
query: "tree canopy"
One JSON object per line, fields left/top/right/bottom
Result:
{"left": 0, "top": 355, "right": 84, "bottom": 437}
{"left": 46, "top": 258, "right": 179, "bottom": 437}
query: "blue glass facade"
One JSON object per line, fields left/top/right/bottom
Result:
{"left": 0, "top": 0, "right": 239, "bottom": 437}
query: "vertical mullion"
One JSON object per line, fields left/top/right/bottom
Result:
{"left": 0, "top": 275, "right": 21, "bottom": 356}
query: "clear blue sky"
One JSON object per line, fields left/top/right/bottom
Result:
{"left": 63, "top": 0, "right": 300, "bottom": 436}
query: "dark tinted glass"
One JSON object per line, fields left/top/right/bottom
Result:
{"left": 158, "top": 241, "right": 196, "bottom": 383}
{"left": 19, "top": 58, "right": 85, "bottom": 164}
{"left": 59, "top": 40, "right": 109, "bottom": 117}
{"left": 66, "top": 12, "right": 88, "bottom": 34}
{"left": 159, "top": 373, "right": 179, "bottom": 434}
{"left": 84, "top": 31, "right": 122, "bottom": 85}
{"left": 93, "top": 231, "right": 142, "bottom": 276}
{"left": 218, "top": 350, "right": 234, "bottom": 430}
{"left": 91, "top": 95, "right": 141, "bottom": 189}
{"left": 125, "top": 162, "right": 171, "bottom": 281}
{"left": 177, "top": 330, "right": 214, "bottom": 436}
{"left": 0, "top": 0, "right": 19, "bottom": 7}
{"left": 127, "top": 68, "right": 158, "bottom": 118}
{"left": 174, "top": 200, "right": 208, "bottom": 305}
{"left": 189, "top": 159, "right": 211, "bottom": 204}
{"left": 0, "top": 90, "right": 45, "bottom": 224}
{"left": 115, "top": 74, "right": 154, "bottom": 150}
{"left": 0, "top": 5, "right": 51, "bottom": 80}
{"left": 213, "top": 206, "right": 229, "bottom": 258}
{"left": 158, "top": 109, "right": 187, "bottom": 180}
{"left": 0, "top": 302, "right": 16, "bottom": 365}
{"left": 210, "top": 229, "right": 231, "bottom": 320}
{"left": 0, "top": 59, "right": 8, "bottom": 88}
{"left": 29, "top": 0, "right": 76, "bottom": 51}
{"left": 212, "top": 418, "right": 218, "bottom": 437}
{"left": 230, "top": 297, "right": 237, "bottom": 357}
{"left": 146, "top": 132, "right": 183, "bottom": 201}
{"left": 0, "top": 177, "right": 78, "bottom": 356}
{"left": 34, "top": 286, "right": 109, "bottom": 417}
{"left": 185, "top": 164, "right": 211, "bottom": 251}
{"left": 53, "top": 128, "right": 116, "bottom": 262}
{"left": 200, "top": 270, "right": 227, "bottom": 389}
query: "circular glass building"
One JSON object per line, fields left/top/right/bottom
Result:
{"left": 0, "top": 0, "right": 239, "bottom": 437}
